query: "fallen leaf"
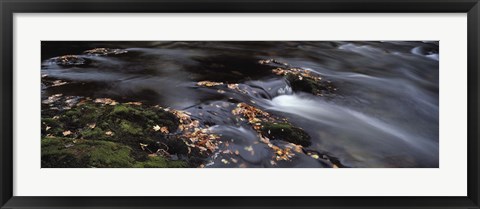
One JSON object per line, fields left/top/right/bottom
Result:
{"left": 160, "top": 126, "right": 169, "bottom": 134}
{"left": 62, "top": 130, "right": 72, "bottom": 136}
{"left": 94, "top": 98, "right": 117, "bottom": 105}
{"left": 126, "top": 101, "right": 142, "bottom": 105}
{"left": 139, "top": 143, "right": 148, "bottom": 151}
{"left": 51, "top": 80, "right": 68, "bottom": 87}
{"left": 197, "top": 81, "right": 223, "bottom": 87}
{"left": 153, "top": 125, "right": 161, "bottom": 131}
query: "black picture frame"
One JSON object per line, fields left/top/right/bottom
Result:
{"left": 1, "top": 0, "right": 479, "bottom": 208}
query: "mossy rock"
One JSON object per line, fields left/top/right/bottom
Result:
{"left": 43, "top": 102, "right": 179, "bottom": 147}
{"left": 41, "top": 137, "right": 188, "bottom": 168}
{"left": 41, "top": 137, "right": 135, "bottom": 168}
{"left": 261, "top": 122, "right": 311, "bottom": 147}
{"left": 42, "top": 101, "right": 197, "bottom": 167}
{"left": 285, "top": 74, "right": 334, "bottom": 95}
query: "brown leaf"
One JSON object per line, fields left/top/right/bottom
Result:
{"left": 160, "top": 126, "right": 169, "bottom": 134}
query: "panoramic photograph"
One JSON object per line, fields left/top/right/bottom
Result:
{"left": 41, "top": 41, "right": 439, "bottom": 168}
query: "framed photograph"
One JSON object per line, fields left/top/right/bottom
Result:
{"left": 1, "top": 0, "right": 479, "bottom": 208}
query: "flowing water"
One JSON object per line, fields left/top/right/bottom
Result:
{"left": 41, "top": 41, "right": 439, "bottom": 168}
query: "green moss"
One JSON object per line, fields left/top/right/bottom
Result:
{"left": 86, "top": 141, "right": 135, "bottom": 168}
{"left": 41, "top": 137, "right": 188, "bottom": 168}
{"left": 43, "top": 102, "right": 179, "bottom": 140}
{"left": 41, "top": 118, "right": 63, "bottom": 136}
{"left": 261, "top": 122, "right": 311, "bottom": 147}
{"left": 59, "top": 103, "right": 104, "bottom": 129}
{"left": 41, "top": 138, "right": 88, "bottom": 168}
{"left": 80, "top": 127, "right": 105, "bottom": 139}
{"left": 134, "top": 156, "right": 187, "bottom": 168}
{"left": 111, "top": 105, "right": 136, "bottom": 116}
{"left": 119, "top": 120, "right": 143, "bottom": 136}
{"left": 41, "top": 137, "right": 135, "bottom": 168}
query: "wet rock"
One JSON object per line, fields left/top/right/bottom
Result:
{"left": 304, "top": 149, "right": 347, "bottom": 168}
{"left": 258, "top": 59, "right": 337, "bottom": 96}
{"left": 261, "top": 122, "right": 311, "bottom": 147}
{"left": 83, "top": 48, "right": 128, "bottom": 56}
{"left": 48, "top": 55, "right": 88, "bottom": 67}
{"left": 285, "top": 74, "right": 336, "bottom": 96}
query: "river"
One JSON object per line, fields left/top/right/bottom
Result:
{"left": 41, "top": 41, "right": 439, "bottom": 168}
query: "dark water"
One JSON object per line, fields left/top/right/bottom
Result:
{"left": 41, "top": 41, "right": 439, "bottom": 168}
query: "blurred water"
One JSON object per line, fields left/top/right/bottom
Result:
{"left": 41, "top": 41, "right": 439, "bottom": 168}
